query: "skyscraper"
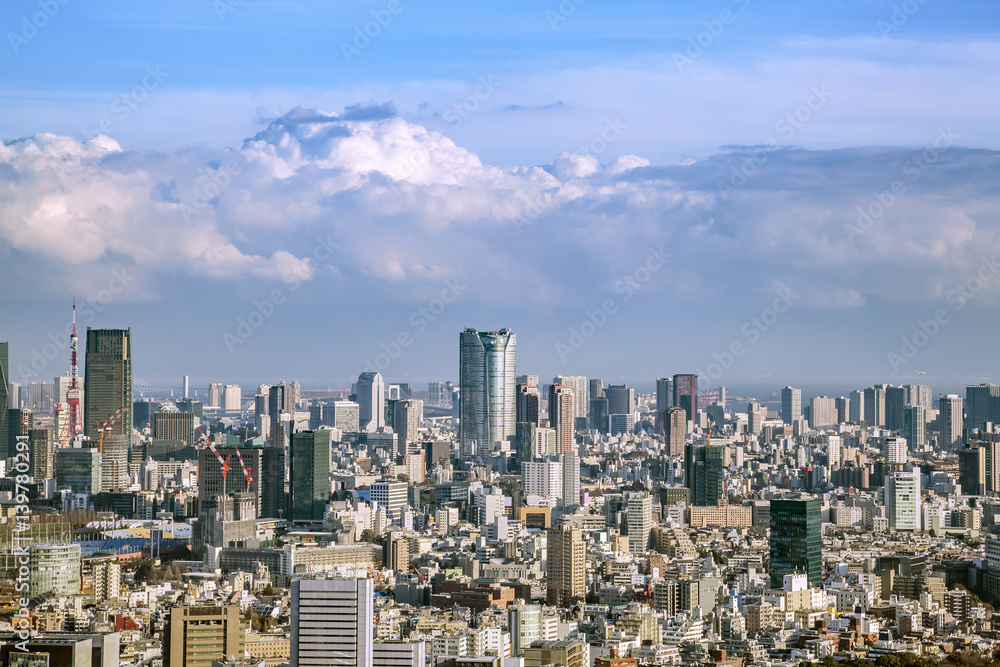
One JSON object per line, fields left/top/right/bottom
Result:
{"left": 883, "top": 435, "right": 908, "bottom": 465}
{"left": 902, "top": 405, "right": 927, "bottom": 452}
{"left": 289, "top": 430, "right": 331, "bottom": 522}
{"left": 665, "top": 406, "right": 687, "bottom": 457}
{"left": 604, "top": 384, "right": 634, "bottom": 416}
{"left": 626, "top": 491, "right": 653, "bottom": 554}
{"left": 459, "top": 328, "right": 516, "bottom": 458}
{"left": 553, "top": 375, "right": 588, "bottom": 427}
{"left": 548, "top": 385, "right": 575, "bottom": 454}
{"left": 685, "top": 441, "right": 724, "bottom": 506}
{"left": 356, "top": 372, "right": 385, "bottom": 432}
{"left": 391, "top": 398, "right": 421, "bottom": 457}
{"left": 517, "top": 384, "right": 541, "bottom": 426}
{"left": 885, "top": 470, "right": 921, "bottom": 531}
{"left": 864, "top": 385, "right": 886, "bottom": 428}
{"left": 223, "top": 384, "right": 241, "bottom": 411}
{"left": 269, "top": 382, "right": 296, "bottom": 446}
{"left": 547, "top": 523, "right": 585, "bottom": 606}
{"left": 940, "top": 394, "right": 964, "bottom": 451}
{"left": 561, "top": 449, "right": 581, "bottom": 508}
{"left": 0, "top": 342, "right": 7, "bottom": 456}
{"left": 966, "top": 384, "right": 1000, "bottom": 433}
{"left": 291, "top": 578, "right": 374, "bottom": 667}
{"left": 770, "top": 498, "right": 822, "bottom": 589}
{"left": 83, "top": 328, "right": 133, "bottom": 447}
{"left": 673, "top": 374, "right": 697, "bottom": 427}
{"left": 208, "top": 382, "right": 223, "bottom": 408}
{"left": 656, "top": 377, "right": 673, "bottom": 412}
{"left": 781, "top": 386, "right": 800, "bottom": 425}
{"left": 885, "top": 385, "right": 907, "bottom": 432}
{"left": 809, "top": 396, "right": 836, "bottom": 429}
{"left": 849, "top": 389, "right": 865, "bottom": 423}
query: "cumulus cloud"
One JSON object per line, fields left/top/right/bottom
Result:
{"left": 2, "top": 106, "right": 1000, "bottom": 314}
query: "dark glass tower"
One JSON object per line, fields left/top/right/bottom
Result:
{"left": 289, "top": 429, "right": 331, "bottom": 522}
{"left": 84, "top": 328, "right": 133, "bottom": 447}
{"left": 685, "top": 441, "right": 724, "bottom": 506}
{"left": 0, "top": 342, "right": 7, "bottom": 456}
{"left": 673, "top": 374, "right": 697, "bottom": 426}
{"left": 769, "top": 498, "right": 822, "bottom": 588}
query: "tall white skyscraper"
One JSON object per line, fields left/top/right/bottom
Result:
{"left": 223, "top": 384, "right": 241, "bottom": 411}
{"left": 522, "top": 459, "right": 562, "bottom": 507}
{"left": 885, "top": 470, "right": 921, "bottom": 531}
{"left": 781, "top": 387, "right": 801, "bottom": 425}
{"left": 291, "top": 578, "right": 374, "bottom": 667}
{"left": 626, "top": 491, "right": 652, "bottom": 554}
{"left": 849, "top": 389, "right": 865, "bottom": 423}
{"left": 459, "top": 328, "right": 516, "bottom": 458}
{"left": 209, "top": 382, "right": 223, "bottom": 408}
{"left": 826, "top": 435, "right": 842, "bottom": 468}
{"left": 940, "top": 394, "right": 963, "bottom": 451}
{"left": 883, "top": 435, "right": 908, "bottom": 465}
{"left": 809, "top": 396, "right": 837, "bottom": 429}
{"left": 357, "top": 372, "right": 385, "bottom": 432}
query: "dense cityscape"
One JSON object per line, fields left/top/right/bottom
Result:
{"left": 1, "top": 321, "right": 999, "bottom": 667}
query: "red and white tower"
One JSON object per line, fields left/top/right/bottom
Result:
{"left": 66, "top": 299, "right": 82, "bottom": 436}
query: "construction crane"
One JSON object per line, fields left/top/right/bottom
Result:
{"left": 233, "top": 445, "right": 252, "bottom": 491}
{"left": 96, "top": 407, "right": 126, "bottom": 453}
{"left": 200, "top": 428, "right": 232, "bottom": 485}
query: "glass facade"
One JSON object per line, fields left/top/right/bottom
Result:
{"left": 769, "top": 498, "right": 822, "bottom": 589}
{"left": 459, "top": 328, "right": 516, "bottom": 458}
{"left": 289, "top": 430, "right": 331, "bottom": 522}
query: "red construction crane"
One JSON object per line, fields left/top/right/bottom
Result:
{"left": 96, "top": 406, "right": 126, "bottom": 453}
{"left": 233, "top": 444, "right": 252, "bottom": 491}
{"left": 200, "top": 428, "right": 233, "bottom": 484}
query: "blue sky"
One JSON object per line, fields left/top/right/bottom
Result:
{"left": 2, "top": 0, "right": 1000, "bottom": 395}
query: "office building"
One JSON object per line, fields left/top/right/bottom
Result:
{"left": 357, "top": 372, "right": 385, "bottom": 432}
{"left": 781, "top": 386, "right": 801, "bottom": 425}
{"left": 517, "top": 384, "right": 541, "bottom": 426}
{"left": 966, "top": 383, "right": 1000, "bottom": 433}
{"left": 547, "top": 523, "right": 585, "bottom": 606}
{"left": 902, "top": 405, "right": 927, "bottom": 452}
{"left": 959, "top": 444, "right": 986, "bottom": 496}
{"left": 0, "top": 342, "right": 7, "bottom": 455}
{"left": 373, "top": 642, "right": 425, "bottom": 667}
{"left": 589, "top": 397, "right": 609, "bottom": 434}
{"left": 548, "top": 385, "right": 575, "bottom": 453}
{"left": 864, "top": 385, "right": 886, "bottom": 428}
{"left": 748, "top": 401, "right": 765, "bottom": 435}
{"left": 209, "top": 382, "right": 223, "bottom": 408}
{"left": 673, "top": 374, "right": 697, "bottom": 427}
{"left": 522, "top": 460, "right": 562, "bottom": 507}
{"left": 509, "top": 605, "right": 543, "bottom": 657}
{"left": 370, "top": 481, "right": 408, "bottom": 521}
{"left": 164, "top": 605, "right": 244, "bottom": 667}
{"left": 28, "top": 428, "right": 53, "bottom": 481}
{"left": 269, "top": 383, "right": 296, "bottom": 446}
{"left": 289, "top": 430, "right": 331, "bottom": 522}
{"left": 198, "top": 446, "right": 263, "bottom": 510}
{"left": 604, "top": 384, "right": 634, "bottom": 416}
{"left": 885, "top": 385, "right": 907, "bottom": 432}
{"left": 685, "top": 441, "right": 724, "bottom": 506}
{"left": 885, "top": 470, "right": 921, "bottom": 531}
{"left": 940, "top": 394, "right": 964, "bottom": 451}
{"left": 83, "top": 328, "right": 133, "bottom": 448}
{"left": 769, "top": 498, "right": 822, "bottom": 588}
{"left": 384, "top": 533, "right": 410, "bottom": 573}
{"left": 291, "top": 578, "right": 374, "bottom": 667}
{"left": 459, "top": 328, "right": 517, "bottom": 457}
{"left": 101, "top": 435, "right": 130, "bottom": 493}
{"left": 28, "top": 543, "right": 81, "bottom": 597}
{"left": 883, "top": 435, "right": 908, "bottom": 465}
{"left": 154, "top": 409, "right": 195, "bottom": 446}
{"left": 656, "top": 377, "right": 673, "bottom": 412}
{"left": 391, "top": 398, "right": 421, "bottom": 457}
{"left": 625, "top": 491, "right": 653, "bottom": 554}
{"left": 523, "top": 639, "right": 588, "bottom": 667}
{"left": 55, "top": 448, "right": 102, "bottom": 495}
{"left": 849, "top": 389, "right": 864, "bottom": 423}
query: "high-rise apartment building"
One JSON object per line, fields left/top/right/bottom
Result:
{"left": 517, "top": 384, "right": 541, "bottom": 426}
{"left": 289, "top": 430, "right": 331, "bottom": 522}
{"left": 553, "top": 375, "right": 588, "bottom": 427}
{"left": 291, "top": 578, "right": 374, "bottom": 667}
{"left": 223, "top": 384, "right": 241, "bottom": 411}
{"left": 665, "top": 406, "right": 687, "bottom": 456}
{"left": 769, "top": 498, "right": 822, "bottom": 588}
{"left": 561, "top": 449, "right": 580, "bottom": 509}
{"left": 459, "top": 328, "right": 516, "bottom": 457}
{"left": 548, "top": 385, "right": 575, "bottom": 454}
{"left": 626, "top": 491, "right": 653, "bottom": 554}
{"left": 781, "top": 386, "right": 801, "bottom": 425}
{"left": 357, "top": 372, "right": 385, "bottom": 432}
{"left": 809, "top": 396, "right": 837, "bottom": 429}
{"left": 673, "top": 375, "right": 697, "bottom": 427}
{"left": 864, "top": 385, "right": 886, "bottom": 428}
{"left": 883, "top": 435, "right": 908, "bottom": 465}
{"left": 547, "top": 523, "right": 585, "bottom": 606}
{"left": 28, "top": 428, "right": 53, "bottom": 481}
{"left": 522, "top": 459, "right": 562, "bottom": 507}
{"left": 849, "top": 389, "right": 865, "bottom": 423}
{"left": 391, "top": 399, "right": 421, "bottom": 457}
{"left": 208, "top": 382, "right": 223, "bottom": 408}
{"left": 84, "top": 328, "right": 133, "bottom": 447}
